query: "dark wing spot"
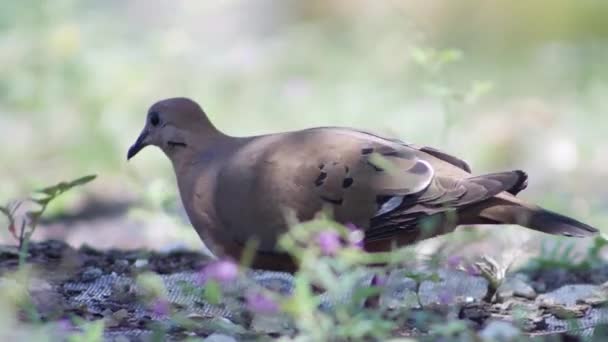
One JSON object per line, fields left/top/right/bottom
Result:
{"left": 381, "top": 151, "right": 399, "bottom": 157}
{"left": 314, "top": 172, "right": 328, "bottom": 186}
{"left": 320, "top": 196, "right": 343, "bottom": 205}
{"left": 167, "top": 141, "right": 187, "bottom": 148}
{"left": 342, "top": 177, "right": 354, "bottom": 188}
{"left": 408, "top": 161, "right": 429, "bottom": 175}
{"left": 361, "top": 147, "right": 374, "bottom": 155}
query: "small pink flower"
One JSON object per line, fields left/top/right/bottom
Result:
{"left": 151, "top": 298, "right": 171, "bottom": 317}
{"left": 438, "top": 290, "right": 453, "bottom": 305}
{"left": 464, "top": 264, "right": 481, "bottom": 276}
{"left": 57, "top": 319, "right": 74, "bottom": 332}
{"left": 371, "top": 273, "right": 387, "bottom": 287}
{"left": 198, "top": 259, "right": 239, "bottom": 285}
{"left": 447, "top": 255, "right": 462, "bottom": 269}
{"left": 316, "top": 230, "right": 342, "bottom": 256}
{"left": 245, "top": 290, "right": 279, "bottom": 314}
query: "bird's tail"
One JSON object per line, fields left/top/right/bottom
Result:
{"left": 462, "top": 193, "right": 598, "bottom": 238}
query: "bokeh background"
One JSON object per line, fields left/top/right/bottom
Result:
{"left": 1, "top": 0, "right": 607, "bottom": 256}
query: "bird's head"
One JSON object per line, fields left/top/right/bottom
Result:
{"left": 127, "top": 97, "right": 219, "bottom": 161}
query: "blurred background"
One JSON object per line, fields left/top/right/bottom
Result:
{"left": 1, "top": 0, "right": 606, "bottom": 255}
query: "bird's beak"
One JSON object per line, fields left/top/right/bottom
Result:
{"left": 127, "top": 130, "right": 149, "bottom": 160}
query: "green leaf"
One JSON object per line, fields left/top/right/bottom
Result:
{"left": 282, "top": 273, "right": 318, "bottom": 316}
{"left": 351, "top": 286, "right": 382, "bottom": 304}
{"left": 32, "top": 197, "right": 51, "bottom": 206}
{"left": 437, "top": 49, "right": 463, "bottom": 65}
{"left": 68, "top": 319, "right": 104, "bottom": 342}
{"left": 410, "top": 47, "right": 431, "bottom": 66}
{"left": 67, "top": 174, "right": 97, "bottom": 188}
{"left": 137, "top": 272, "right": 168, "bottom": 299}
{"left": 203, "top": 280, "right": 222, "bottom": 305}
{"left": 36, "top": 174, "right": 97, "bottom": 196}
{"left": 465, "top": 80, "right": 493, "bottom": 104}
{"left": 36, "top": 185, "right": 59, "bottom": 196}
{"left": 239, "top": 237, "right": 260, "bottom": 268}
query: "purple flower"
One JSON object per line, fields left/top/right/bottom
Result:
{"left": 316, "top": 230, "right": 342, "bottom": 256}
{"left": 198, "top": 259, "right": 239, "bottom": 285}
{"left": 245, "top": 290, "right": 279, "bottom": 314}
{"left": 438, "top": 290, "right": 454, "bottom": 305}
{"left": 345, "top": 223, "right": 364, "bottom": 249}
{"left": 446, "top": 255, "right": 462, "bottom": 269}
{"left": 371, "top": 273, "right": 387, "bottom": 287}
{"left": 151, "top": 298, "right": 171, "bottom": 317}
{"left": 57, "top": 319, "right": 74, "bottom": 333}
{"left": 464, "top": 263, "right": 481, "bottom": 276}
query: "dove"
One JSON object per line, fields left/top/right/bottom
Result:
{"left": 127, "top": 97, "right": 598, "bottom": 272}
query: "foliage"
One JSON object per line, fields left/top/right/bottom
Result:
{"left": 0, "top": 175, "right": 96, "bottom": 265}
{"left": 66, "top": 319, "right": 104, "bottom": 342}
{"left": 411, "top": 47, "right": 493, "bottom": 143}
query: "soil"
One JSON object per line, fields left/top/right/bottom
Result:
{"left": 1, "top": 239, "right": 606, "bottom": 341}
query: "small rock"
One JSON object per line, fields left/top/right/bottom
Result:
{"left": 109, "top": 280, "right": 137, "bottom": 304}
{"left": 113, "top": 259, "right": 130, "bottom": 273}
{"left": 134, "top": 259, "right": 148, "bottom": 268}
{"left": 537, "top": 284, "right": 600, "bottom": 306}
{"left": 44, "top": 240, "right": 69, "bottom": 259}
{"left": 250, "top": 313, "right": 293, "bottom": 335}
{"left": 578, "top": 296, "right": 608, "bottom": 306}
{"left": 479, "top": 321, "right": 521, "bottom": 341}
{"left": 0, "top": 246, "right": 26, "bottom": 259}
{"left": 29, "top": 280, "right": 66, "bottom": 319}
{"left": 497, "top": 274, "right": 536, "bottom": 300}
{"left": 113, "top": 308, "right": 129, "bottom": 321}
{"left": 113, "top": 337, "right": 130, "bottom": 342}
{"left": 204, "top": 334, "right": 237, "bottom": 342}
{"left": 460, "top": 302, "right": 490, "bottom": 325}
{"left": 419, "top": 269, "right": 489, "bottom": 308}
{"left": 380, "top": 270, "right": 420, "bottom": 310}
{"left": 539, "top": 299, "right": 589, "bottom": 319}
{"left": 81, "top": 267, "right": 103, "bottom": 282}
{"left": 106, "top": 308, "right": 130, "bottom": 328}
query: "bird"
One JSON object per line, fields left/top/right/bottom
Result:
{"left": 127, "top": 97, "right": 598, "bottom": 272}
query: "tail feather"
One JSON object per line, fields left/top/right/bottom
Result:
{"left": 461, "top": 193, "right": 598, "bottom": 238}
{"left": 522, "top": 207, "right": 598, "bottom": 237}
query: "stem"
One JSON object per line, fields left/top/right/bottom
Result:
{"left": 19, "top": 231, "right": 32, "bottom": 267}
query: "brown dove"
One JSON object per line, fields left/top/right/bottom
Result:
{"left": 128, "top": 97, "right": 598, "bottom": 272}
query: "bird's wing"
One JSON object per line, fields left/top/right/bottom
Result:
{"left": 366, "top": 170, "right": 528, "bottom": 242}
{"left": 416, "top": 145, "right": 472, "bottom": 173}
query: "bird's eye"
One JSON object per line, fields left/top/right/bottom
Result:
{"left": 150, "top": 112, "right": 160, "bottom": 126}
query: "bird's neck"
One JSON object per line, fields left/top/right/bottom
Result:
{"left": 166, "top": 131, "right": 234, "bottom": 176}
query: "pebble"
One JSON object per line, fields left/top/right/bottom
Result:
{"left": 81, "top": 267, "right": 103, "bottom": 282}
{"left": 204, "top": 334, "right": 237, "bottom": 342}
{"left": 134, "top": 259, "right": 149, "bottom": 268}
{"left": 419, "top": 269, "right": 489, "bottom": 308}
{"left": 479, "top": 321, "right": 521, "bottom": 341}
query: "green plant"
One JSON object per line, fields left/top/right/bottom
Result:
{"left": 67, "top": 318, "right": 104, "bottom": 342}
{"left": 187, "top": 215, "right": 478, "bottom": 341}
{"left": 410, "top": 47, "right": 493, "bottom": 144}
{"left": 0, "top": 175, "right": 97, "bottom": 266}
{"left": 525, "top": 239, "right": 587, "bottom": 272}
